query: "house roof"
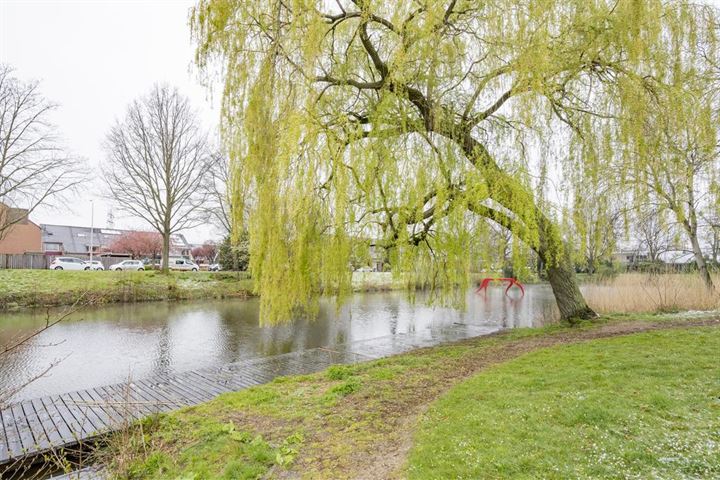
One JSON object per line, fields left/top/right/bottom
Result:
{"left": 41, "top": 224, "right": 191, "bottom": 254}
{"left": 658, "top": 250, "right": 696, "bottom": 265}
{"left": 0, "top": 203, "right": 40, "bottom": 228}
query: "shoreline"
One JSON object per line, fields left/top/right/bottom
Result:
{"left": 0, "top": 271, "right": 503, "bottom": 312}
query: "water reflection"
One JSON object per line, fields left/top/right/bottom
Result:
{"left": 0, "top": 285, "right": 557, "bottom": 402}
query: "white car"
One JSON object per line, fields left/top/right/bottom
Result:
{"left": 169, "top": 258, "right": 199, "bottom": 271}
{"left": 109, "top": 260, "right": 145, "bottom": 271}
{"left": 83, "top": 260, "right": 105, "bottom": 271}
{"left": 49, "top": 257, "right": 86, "bottom": 270}
{"left": 208, "top": 263, "right": 221, "bottom": 271}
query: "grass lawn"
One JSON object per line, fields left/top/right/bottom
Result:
{"left": 0, "top": 269, "right": 254, "bottom": 309}
{"left": 407, "top": 327, "right": 720, "bottom": 479}
{"left": 99, "top": 316, "right": 719, "bottom": 479}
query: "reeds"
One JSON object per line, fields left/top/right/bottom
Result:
{"left": 582, "top": 273, "right": 720, "bottom": 314}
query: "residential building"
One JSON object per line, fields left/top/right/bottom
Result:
{"left": 0, "top": 205, "right": 42, "bottom": 254}
{"left": 612, "top": 248, "right": 649, "bottom": 265}
{"left": 41, "top": 224, "right": 192, "bottom": 257}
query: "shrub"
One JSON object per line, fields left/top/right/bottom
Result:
{"left": 218, "top": 233, "right": 249, "bottom": 271}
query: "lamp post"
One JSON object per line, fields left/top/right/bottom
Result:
{"left": 89, "top": 200, "right": 94, "bottom": 265}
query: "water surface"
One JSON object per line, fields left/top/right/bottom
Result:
{"left": 0, "top": 285, "right": 556, "bottom": 403}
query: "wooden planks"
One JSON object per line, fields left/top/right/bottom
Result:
{"left": 0, "top": 323, "right": 484, "bottom": 469}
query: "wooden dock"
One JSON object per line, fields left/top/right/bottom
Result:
{"left": 0, "top": 323, "right": 497, "bottom": 472}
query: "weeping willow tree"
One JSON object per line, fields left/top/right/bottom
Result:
{"left": 191, "top": 0, "right": 719, "bottom": 324}
{"left": 635, "top": 81, "right": 719, "bottom": 290}
{"left": 614, "top": 4, "right": 720, "bottom": 290}
{"left": 571, "top": 179, "right": 622, "bottom": 274}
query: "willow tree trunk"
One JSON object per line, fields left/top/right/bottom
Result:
{"left": 461, "top": 136, "right": 596, "bottom": 323}
{"left": 546, "top": 255, "right": 597, "bottom": 322}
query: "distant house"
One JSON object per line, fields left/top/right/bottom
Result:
{"left": 368, "top": 240, "right": 388, "bottom": 272}
{"left": 659, "top": 250, "right": 696, "bottom": 269}
{"left": 612, "top": 249, "right": 649, "bottom": 265}
{"left": 41, "top": 224, "right": 192, "bottom": 257}
{"left": 0, "top": 204, "right": 42, "bottom": 254}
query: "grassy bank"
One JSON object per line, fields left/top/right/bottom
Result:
{"left": 4, "top": 269, "right": 720, "bottom": 315}
{"left": 0, "top": 270, "right": 420, "bottom": 310}
{"left": 100, "top": 316, "right": 719, "bottom": 479}
{"left": 408, "top": 327, "right": 720, "bottom": 479}
{"left": 0, "top": 270, "right": 255, "bottom": 309}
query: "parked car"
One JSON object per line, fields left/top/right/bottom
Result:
{"left": 109, "top": 260, "right": 145, "bottom": 271}
{"left": 83, "top": 260, "right": 105, "bottom": 271}
{"left": 49, "top": 257, "right": 86, "bottom": 270}
{"left": 169, "top": 258, "right": 199, "bottom": 271}
{"left": 208, "top": 263, "right": 221, "bottom": 271}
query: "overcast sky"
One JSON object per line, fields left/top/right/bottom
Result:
{"left": 1, "top": 0, "right": 720, "bottom": 243}
{"left": 0, "top": 0, "right": 220, "bottom": 243}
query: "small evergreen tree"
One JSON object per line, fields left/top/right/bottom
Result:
{"left": 217, "top": 233, "right": 249, "bottom": 271}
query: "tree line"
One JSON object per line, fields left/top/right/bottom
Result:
{"left": 0, "top": 68, "right": 240, "bottom": 271}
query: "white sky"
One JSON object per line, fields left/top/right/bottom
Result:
{"left": 1, "top": 0, "right": 720, "bottom": 244}
{"left": 0, "top": 0, "right": 220, "bottom": 243}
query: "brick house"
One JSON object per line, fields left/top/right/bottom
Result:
{"left": 0, "top": 205, "right": 42, "bottom": 254}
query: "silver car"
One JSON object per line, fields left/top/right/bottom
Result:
{"left": 169, "top": 258, "right": 199, "bottom": 271}
{"left": 83, "top": 260, "right": 105, "bottom": 271}
{"left": 49, "top": 257, "right": 86, "bottom": 270}
{"left": 109, "top": 260, "right": 145, "bottom": 271}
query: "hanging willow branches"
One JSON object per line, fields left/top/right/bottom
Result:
{"left": 190, "top": 0, "right": 719, "bottom": 324}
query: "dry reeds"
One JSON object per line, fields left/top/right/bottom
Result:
{"left": 582, "top": 273, "right": 720, "bottom": 314}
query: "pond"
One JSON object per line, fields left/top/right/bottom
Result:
{"left": 0, "top": 285, "right": 557, "bottom": 404}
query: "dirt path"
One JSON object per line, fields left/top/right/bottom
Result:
{"left": 287, "top": 317, "right": 720, "bottom": 479}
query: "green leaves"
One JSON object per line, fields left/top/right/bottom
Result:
{"left": 192, "top": 0, "right": 720, "bottom": 323}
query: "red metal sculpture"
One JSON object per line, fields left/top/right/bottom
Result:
{"left": 476, "top": 277, "right": 525, "bottom": 297}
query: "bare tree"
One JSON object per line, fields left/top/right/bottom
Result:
{"left": 203, "top": 150, "right": 232, "bottom": 235}
{"left": 203, "top": 147, "right": 254, "bottom": 242}
{"left": 632, "top": 205, "right": 675, "bottom": 264}
{"left": 103, "top": 85, "right": 212, "bottom": 271}
{"left": 0, "top": 65, "right": 80, "bottom": 238}
{"left": 0, "top": 294, "right": 88, "bottom": 409}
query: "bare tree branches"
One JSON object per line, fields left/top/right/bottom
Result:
{"left": 0, "top": 64, "right": 81, "bottom": 239}
{"left": 0, "top": 293, "right": 88, "bottom": 409}
{"left": 103, "top": 85, "right": 213, "bottom": 270}
{"left": 203, "top": 150, "right": 233, "bottom": 235}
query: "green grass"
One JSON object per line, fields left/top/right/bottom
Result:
{"left": 0, "top": 269, "right": 254, "bottom": 309}
{"left": 0, "top": 270, "right": 433, "bottom": 310}
{"left": 101, "top": 317, "right": 719, "bottom": 479}
{"left": 112, "top": 415, "right": 303, "bottom": 480}
{"left": 407, "top": 327, "right": 720, "bottom": 479}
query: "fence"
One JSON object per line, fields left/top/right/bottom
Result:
{"left": 0, "top": 254, "right": 131, "bottom": 270}
{"left": 0, "top": 253, "right": 50, "bottom": 269}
